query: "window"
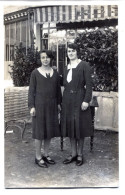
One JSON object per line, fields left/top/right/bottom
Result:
{"left": 10, "top": 23, "right": 15, "bottom": 61}
{"left": 21, "top": 21, "right": 27, "bottom": 47}
{"left": 94, "top": 9, "right": 98, "bottom": 18}
{"left": 5, "top": 20, "right": 29, "bottom": 61}
{"left": 5, "top": 24, "right": 9, "bottom": 61}
{"left": 40, "top": 22, "right": 56, "bottom": 50}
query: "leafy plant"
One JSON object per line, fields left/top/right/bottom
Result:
{"left": 9, "top": 42, "right": 41, "bottom": 86}
{"left": 75, "top": 27, "right": 118, "bottom": 91}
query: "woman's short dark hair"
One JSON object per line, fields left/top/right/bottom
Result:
{"left": 39, "top": 50, "right": 54, "bottom": 66}
{"left": 67, "top": 43, "right": 78, "bottom": 51}
{"left": 39, "top": 50, "right": 54, "bottom": 60}
{"left": 66, "top": 43, "right": 79, "bottom": 61}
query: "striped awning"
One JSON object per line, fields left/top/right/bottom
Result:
{"left": 34, "top": 5, "right": 118, "bottom": 23}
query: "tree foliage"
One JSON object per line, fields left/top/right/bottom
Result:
{"left": 74, "top": 27, "right": 118, "bottom": 91}
{"left": 9, "top": 43, "right": 41, "bottom": 86}
{"left": 9, "top": 27, "right": 118, "bottom": 91}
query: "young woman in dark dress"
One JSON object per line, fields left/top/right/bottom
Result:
{"left": 61, "top": 43, "right": 93, "bottom": 166}
{"left": 28, "top": 50, "right": 62, "bottom": 168}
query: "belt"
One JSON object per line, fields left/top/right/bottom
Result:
{"left": 36, "top": 92, "right": 56, "bottom": 98}
{"left": 69, "top": 90, "right": 77, "bottom": 94}
{"left": 66, "top": 88, "right": 84, "bottom": 94}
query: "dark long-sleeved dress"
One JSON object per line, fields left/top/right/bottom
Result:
{"left": 28, "top": 68, "right": 62, "bottom": 140}
{"left": 61, "top": 61, "right": 93, "bottom": 139}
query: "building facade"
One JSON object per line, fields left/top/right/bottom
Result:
{"left": 4, "top": 5, "right": 118, "bottom": 80}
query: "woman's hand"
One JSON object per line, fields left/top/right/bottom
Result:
{"left": 30, "top": 107, "right": 36, "bottom": 117}
{"left": 81, "top": 102, "right": 89, "bottom": 111}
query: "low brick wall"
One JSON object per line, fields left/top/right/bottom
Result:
{"left": 4, "top": 86, "right": 30, "bottom": 121}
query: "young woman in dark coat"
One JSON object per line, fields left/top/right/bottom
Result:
{"left": 61, "top": 43, "right": 93, "bottom": 166}
{"left": 28, "top": 50, "right": 62, "bottom": 168}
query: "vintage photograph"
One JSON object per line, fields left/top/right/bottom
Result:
{"left": 4, "top": 1, "right": 119, "bottom": 189}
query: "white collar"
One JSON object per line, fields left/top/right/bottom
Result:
{"left": 37, "top": 67, "right": 53, "bottom": 78}
{"left": 67, "top": 59, "right": 81, "bottom": 70}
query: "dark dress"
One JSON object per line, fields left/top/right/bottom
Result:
{"left": 61, "top": 61, "right": 93, "bottom": 139}
{"left": 28, "top": 68, "right": 62, "bottom": 140}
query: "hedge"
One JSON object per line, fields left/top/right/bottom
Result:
{"left": 74, "top": 26, "right": 118, "bottom": 91}
{"left": 9, "top": 26, "right": 118, "bottom": 92}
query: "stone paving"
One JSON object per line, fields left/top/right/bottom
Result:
{"left": 4, "top": 124, "right": 118, "bottom": 188}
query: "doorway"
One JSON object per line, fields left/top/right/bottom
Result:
{"left": 40, "top": 23, "right": 82, "bottom": 76}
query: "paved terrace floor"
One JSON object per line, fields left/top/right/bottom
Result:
{"left": 4, "top": 124, "right": 118, "bottom": 189}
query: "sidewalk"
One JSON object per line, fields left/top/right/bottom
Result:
{"left": 4, "top": 124, "right": 118, "bottom": 188}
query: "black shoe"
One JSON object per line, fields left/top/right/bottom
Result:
{"left": 42, "top": 156, "right": 55, "bottom": 164}
{"left": 63, "top": 155, "right": 77, "bottom": 164}
{"left": 76, "top": 156, "right": 84, "bottom": 166}
{"left": 35, "top": 158, "right": 48, "bottom": 168}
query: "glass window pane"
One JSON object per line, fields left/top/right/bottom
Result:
{"left": 58, "top": 44, "right": 66, "bottom": 75}
{"left": 41, "top": 39, "right": 48, "bottom": 50}
{"left": 10, "top": 45, "right": 14, "bottom": 61}
{"left": 5, "top": 25, "right": 9, "bottom": 61}
{"left": 49, "top": 22, "right": 56, "bottom": 28}
{"left": 26, "top": 20, "right": 29, "bottom": 47}
{"left": 42, "top": 29, "right": 48, "bottom": 38}
{"left": 21, "top": 20, "right": 26, "bottom": 47}
{"left": 49, "top": 29, "right": 57, "bottom": 48}
{"left": 67, "top": 30, "right": 76, "bottom": 43}
{"left": 49, "top": 29, "right": 57, "bottom": 39}
{"left": 16, "top": 22, "right": 20, "bottom": 46}
{"left": 5, "top": 24, "right": 9, "bottom": 44}
{"left": 10, "top": 23, "right": 15, "bottom": 61}
{"left": 6, "top": 44, "right": 9, "bottom": 61}
{"left": 10, "top": 23, "right": 15, "bottom": 45}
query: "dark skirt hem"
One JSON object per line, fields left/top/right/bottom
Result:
{"left": 61, "top": 134, "right": 94, "bottom": 139}
{"left": 32, "top": 135, "right": 61, "bottom": 140}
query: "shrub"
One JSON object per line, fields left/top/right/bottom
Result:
{"left": 74, "top": 27, "right": 118, "bottom": 92}
{"left": 9, "top": 43, "right": 41, "bottom": 86}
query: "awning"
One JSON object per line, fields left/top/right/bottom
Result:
{"left": 34, "top": 5, "right": 118, "bottom": 24}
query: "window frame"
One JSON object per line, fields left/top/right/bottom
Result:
{"left": 4, "top": 19, "right": 29, "bottom": 61}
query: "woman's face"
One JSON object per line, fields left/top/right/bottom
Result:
{"left": 67, "top": 47, "right": 78, "bottom": 60}
{"left": 40, "top": 52, "right": 51, "bottom": 67}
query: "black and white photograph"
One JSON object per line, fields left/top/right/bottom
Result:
{"left": 1, "top": 0, "right": 124, "bottom": 191}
